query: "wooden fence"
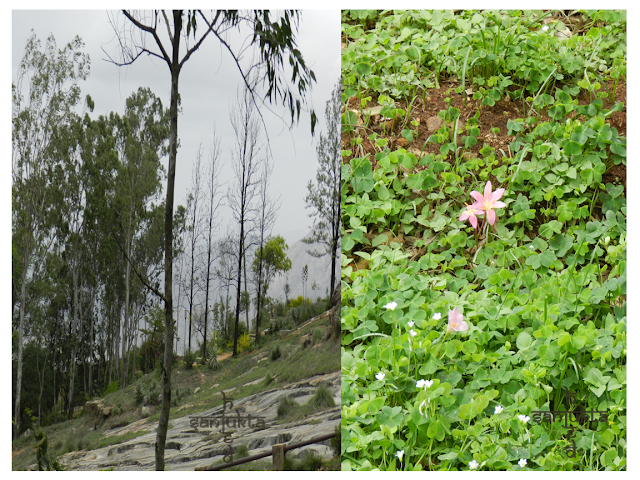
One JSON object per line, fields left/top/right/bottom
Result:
{"left": 195, "top": 431, "right": 336, "bottom": 471}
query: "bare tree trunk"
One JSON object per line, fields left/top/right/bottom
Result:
{"left": 255, "top": 255, "right": 264, "bottom": 341}
{"left": 233, "top": 226, "right": 244, "bottom": 356}
{"left": 88, "top": 287, "right": 95, "bottom": 397}
{"left": 155, "top": 14, "right": 180, "bottom": 469}
{"left": 122, "top": 211, "right": 133, "bottom": 388}
{"left": 68, "top": 266, "right": 80, "bottom": 420}
{"left": 13, "top": 254, "right": 29, "bottom": 438}
{"left": 37, "top": 347, "right": 47, "bottom": 427}
{"left": 244, "top": 255, "right": 249, "bottom": 332}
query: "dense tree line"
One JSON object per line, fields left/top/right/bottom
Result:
{"left": 12, "top": 33, "right": 175, "bottom": 437}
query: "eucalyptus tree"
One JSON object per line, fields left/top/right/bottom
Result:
{"left": 110, "top": 87, "right": 169, "bottom": 388}
{"left": 53, "top": 111, "right": 90, "bottom": 419}
{"left": 199, "top": 135, "right": 224, "bottom": 362}
{"left": 12, "top": 32, "right": 89, "bottom": 438}
{"left": 302, "top": 80, "right": 342, "bottom": 296}
{"left": 249, "top": 157, "right": 279, "bottom": 342}
{"left": 81, "top": 109, "right": 120, "bottom": 393}
{"left": 252, "top": 235, "right": 292, "bottom": 337}
{"left": 183, "top": 150, "right": 205, "bottom": 353}
{"left": 172, "top": 204, "right": 187, "bottom": 354}
{"left": 108, "top": 10, "right": 316, "bottom": 469}
{"left": 228, "top": 80, "right": 263, "bottom": 356}
{"left": 214, "top": 235, "right": 238, "bottom": 340}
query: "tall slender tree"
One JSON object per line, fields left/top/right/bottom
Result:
{"left": 199, "top": 136, "right": 224, "bottom": 362}
{"left": 228, "top": 79, "right": 262, "bottom": 356}
{"left": 302, "top": 80, "right": 342, "bottom": 296}
{"left": 250, "top": 157, "right": 279, "bottom": 342}
{"left": 108, "top": 88, "right": 169, "bottom": 388}
{"left": 184, "top": 149, "right": 204, "bottom": 353}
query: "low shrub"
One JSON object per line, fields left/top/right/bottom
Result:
{"left": 104, "top": 380, "right": 119, "bottom": 396}
{"left": 309, "top": 383, "right": 335, "bottom": 408}
{"left": 134, "top": 383, "right": 145, "bottom": 405}
{"left": 312, "top": 328, "right": 323, "bottom": 344}
{"left": 238, "top": 334, "right": 251, "bottom": 353}
{"left": 271, "top": 345, "right": 281, "bottom": 361}
{"left": 183, "top": 348, "right": 196, "bottom": 370}
{"left": 276, "top": 396, "right": 299, "bottom": 418}
{"left": 235, "top": 444, "right": 249, "bottom": 459}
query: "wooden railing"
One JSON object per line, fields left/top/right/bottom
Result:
{"left": 195, "top": 431, "right": 336, "bottom": 471}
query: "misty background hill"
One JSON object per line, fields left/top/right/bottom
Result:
{"left": 267, "top": 230, "right": 340, "bottom": 302}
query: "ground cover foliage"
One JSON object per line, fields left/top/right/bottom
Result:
{"left": 340, "top": 10, "right": 626, "bottom": 471}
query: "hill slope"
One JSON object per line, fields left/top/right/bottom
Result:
{"left": 268, "top": 232, "right": 339, "bottom": 302}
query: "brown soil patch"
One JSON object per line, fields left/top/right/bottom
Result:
{"left": 343, "top": 77, "right": 626, "bottom": 203}
{"left": 217, "top": 352, "right": 232, "bottom": 362}
{"left": 12, "top": 447, "right": 27, "bottom": 459}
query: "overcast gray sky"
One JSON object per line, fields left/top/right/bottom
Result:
{"left": 11, "top": 9, "right": 340, "bottom": 246}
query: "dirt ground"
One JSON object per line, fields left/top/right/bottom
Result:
{"left": 343, "top": 78, "right": 626, "bottom": 199}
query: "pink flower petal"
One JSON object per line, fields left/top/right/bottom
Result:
{"left": 484, "top": 181, "right": 492, "bottom": 200}
{"left": 492, "top": 200, "right": 506, "bottom": 209}
{"left": 470, "top": 191, "right": 484, "bottom": 204}
{"left": 448, "top": 307, "right": 463, "bottom": 326}
{"left": 456, "top": 320, "right": 469, "bottom": 332}
{"left": 487, "top": 209, "right": 496, "bottom": 225}
{"left": 459, "top": 211, "right": 469, "bottom": 221}
{"left": 491, "top": 188, "right": 505, "bottom": 202}
{"left": 469, "top": 214, "right": 478, "bottom": 229}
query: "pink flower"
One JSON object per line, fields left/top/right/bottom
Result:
{"left": 470, "top": 181, "right": 506, "bottom": 226}
{"left": 447, "top": 307, "right": 469, "bottom": 333}
{"left": 459, "top": 203, "right": 484, "bottom": 229}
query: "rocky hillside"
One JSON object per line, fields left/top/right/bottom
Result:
{"left": 59, "top": 372, "right": 339, "bottom": 471}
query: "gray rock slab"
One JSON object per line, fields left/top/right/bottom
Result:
{"left": 60, "top": 371, "right": 339, "bottom": 471}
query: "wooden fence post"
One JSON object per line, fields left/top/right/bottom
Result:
{"left": 272, "top": 443, "right": 286, "bottom": 470}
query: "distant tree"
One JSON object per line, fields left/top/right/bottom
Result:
{"left": 284, "top": 282, "right": 291, "bottom": 305}
{"left": 302, "top": 80, "right": 341, "bottom": 296}
{"left": 198, "top": 135, "right": 223, "bottom": 363}
{"left": 228, "top": 78, "right": 262, "bottom": 357}
{"left": 302, "top": 264, "right": 309, "bottom": 315}
{"left": 215, "top": 234, "right": 237, "bottom": 340}
{"left": 250, "top": 157, "right": 280, "bottom": 343}
{"left": 252, "top": 235, "right": 292, "bottom": 336}
{"left": 184, "top": 149, "right": 204, "bottom": 352}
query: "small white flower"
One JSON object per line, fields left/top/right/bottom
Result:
{"left": 384, "top": 301, "right": 397, "bottom": 311}
{"left": 409, "top": 329, "right": 417, "bottom": 337}
{"left": 433, "top": 312, "right": 442, "bottom": 320}
{"left": 518, "top": 458, "right": 527, "bottom": 468}
{"left": 416, "top": 379, "right": 426, "bottom": 389}
{"left": 469, "top": 459, "right": 479, "bottom": 470}
{"left": 396, "top": 450, "right": 404, "bottom": 461}
{"left": 375, "top": 372, "right": 385, "bottom": 381}
{"left": 529, "top": 245, "right": 534, "bottom": 249}
{"left": 407, "top": 320, "right": 415, "bottom": 328}
{"left": 424, "top": 379, "right": 434, "bottom": 389}
{"left": 541, "top": 25, "right": 549, "bottom": 32}
{"left": 517, "top": 415, "right": 530, "bottom": 424}
{"left": 494, "top": 405, "right": 503, "bottom": 415}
